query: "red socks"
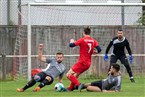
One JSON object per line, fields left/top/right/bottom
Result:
{"left": 68, "top": 75, "right": 80, "bottom": 86}
{"left": 68, "top": 82, "right": 75, "bottom": 90}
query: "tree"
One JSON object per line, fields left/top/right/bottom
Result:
{"left": 137, "top": 0, "right": 145, "bottom": 25}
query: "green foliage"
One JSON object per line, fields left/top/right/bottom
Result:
{"left": 137, "top": 3, "right": 145, "bottom": 26}
{"left": 137, "top": 13, "right": 145, "bottom": 26}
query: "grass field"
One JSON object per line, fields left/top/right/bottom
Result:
{"left": 0, "top": 77, "right": 145, "bottom": 97}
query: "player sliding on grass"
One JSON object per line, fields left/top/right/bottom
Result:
{"left": 17, "top": 44, "right": 66, "bottom": 92}
{"left": 104, "top": 29, "right": 135, "bottom": 82}
{"left": 64, "top": 27, "right": 101, "bottom": 92}
{"left": 79, "top": 63, "right": 121, "bottom": 92}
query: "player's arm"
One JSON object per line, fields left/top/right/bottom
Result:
{"left": 38, "top": 44, "right": 46, "bottom": 63}
{"left": 58, "top": 72, "right": 65, "bottom": 83}
{"left": 69, "top": 39, "right": 76, "bottom": 47}
{"left": 126, "top": 40, "right": 132, "bottom": 55}
{"left": 105, "top": 40, "right": 113, "bottom": 54}
{"left": 93, "top": 40, "right": 102, "bottom": 54}
{"left": 58, "top": 77, "right": 62, "bottom": 83}
{"left": 126, "top": 39, "right": 133, "bottom": 63}
{"left": 69, "top": 38, "right": 82, "bottom": 47}
{"left": 104, "top": 40, "right": 113, "bottom": 61}
{"left": 94, "top": 46, "right": 102, "bottom": 54}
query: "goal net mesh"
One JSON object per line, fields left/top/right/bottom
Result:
{"left": 12, "top": 4, "right": 145, "bottom": 80}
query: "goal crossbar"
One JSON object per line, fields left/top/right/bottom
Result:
{"left": 24, "top": 3, "right": 145, "bottom": 6}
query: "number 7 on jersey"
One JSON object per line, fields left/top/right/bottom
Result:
{"left": 88, "top": 43, "right": 92, "bottom": 53}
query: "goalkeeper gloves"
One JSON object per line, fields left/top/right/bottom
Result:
{"left": 129, "top": 55, "right": 133, "bottom": 64}
{"left": 104, "top": 54, "right": 108, "bottom": 62}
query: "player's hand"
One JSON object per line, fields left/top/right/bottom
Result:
{"left": 70, "top": 39, "right": 75, "bottom": 43}
{"left": 93, "top": 49, "right": 98, "bottom": 54}
{"left": 39, "top": 44, "right": 44, "bottom": 50}
{"left": 104, "top": 54, "right": 108, "bottom": 62}
{"left": 129, "top": 55, "right": 133, "bottom": 64}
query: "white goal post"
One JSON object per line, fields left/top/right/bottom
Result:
{"left": 19, "top": 3, "right": 145, "bottom": 80}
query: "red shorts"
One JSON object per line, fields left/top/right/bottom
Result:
{"left": 71, "top": 61, "right": 90, "bottom": 74}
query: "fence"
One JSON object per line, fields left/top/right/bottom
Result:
{"left": 0, "top": 26, "right": 145, "bottom": 80}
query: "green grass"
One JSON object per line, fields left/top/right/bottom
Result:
{"left": 0, "top": 77, "right": 145, "bottom": 97}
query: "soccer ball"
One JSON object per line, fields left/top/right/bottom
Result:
{"left": 54, "top": 83, "right": 64, "bottom": 92}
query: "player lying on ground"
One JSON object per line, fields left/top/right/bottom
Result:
{"left": 104, "top": 29, "right": 135, "bottom": 82}
{"left": 79, "top": 63, "right": 121, "bottom": 92}
{"left": 17, "top": 44, "right": 66, "bottom": 92}
{"left": 63, "top": 27, "right": 102, "bottom": 92}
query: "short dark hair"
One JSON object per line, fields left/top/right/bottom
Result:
{"left": 118, "top": 29, "right": 123, "bottom": 32}
{"left": 56, "top": 51, "right": 63, "bottom": 56}
{"left": 111, "top": 63, "right": 120, "bottom": 72}
{"left": 84, "top": 27, "right": 91, "bottom": 35}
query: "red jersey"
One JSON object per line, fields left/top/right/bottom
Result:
{"left": 74, "top": 36, "right": 99, "bottom": 66}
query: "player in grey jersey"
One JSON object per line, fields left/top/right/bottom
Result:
{"left": 79, "top": 63, "right": 121, "bottom": 92}
{"left": 17, "top": 44, "right": 66, "bottom": 92}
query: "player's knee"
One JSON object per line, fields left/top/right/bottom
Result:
{"left": 123, "top": 61, "right": 130, "bottom": 67}
{"left": 34, "top": 75, "right": 41, "bottom": 82}
{"left": 66, "top": 73, "right": 70, "bottom": 78}
{"left": 45, "top": 76, "right": 52, "bottom": 82}
{"left": 66, "top": 70, "right": 72, "bottom": 77}
{"left": 66, "top": 69, "right": 76, "bottom": 78}
{"left": 74, "top": 73, "right": 79, "bottom": 77}
{"left": 86, "top": 86, "right": 91, "bottom": 92}
{"left": 124, "top": 58, "right": 130, "bottom": 65}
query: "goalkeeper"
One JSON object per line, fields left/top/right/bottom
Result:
{"left": 104, "top": 29, "right": 135, "bottom": 82}
{"left": 16, "top": 44, "right": 66, "bottom": 92}
{"left": 79, "top": 63, "right": 121, "bottom": 92}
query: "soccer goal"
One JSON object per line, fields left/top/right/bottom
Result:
{"left": 12, "top": 2, "right": 145, "bottom": 80}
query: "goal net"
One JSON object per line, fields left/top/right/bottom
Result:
{"left": 12, "top": 3, "right": 145, "bottom": 80}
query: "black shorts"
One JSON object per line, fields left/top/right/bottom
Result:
{"left": 91, "top": 80, "right": 102, "bottom": 90}
{"left": 35, "top": 72, "right": 54, "bottom": 85}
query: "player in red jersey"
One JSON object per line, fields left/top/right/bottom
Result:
{"left": 64, "top": 27, "right": 102, "bottom": 92}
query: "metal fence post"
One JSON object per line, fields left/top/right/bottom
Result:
{"left": 2, "top": 54, "right": 6, "bottom": 80}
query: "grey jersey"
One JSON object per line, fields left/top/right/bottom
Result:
{"left": 42, "top": 58, "right": 66, "bottom": 80}
{"left": 102, "top": 74, "right": 121, "bottom": 91}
